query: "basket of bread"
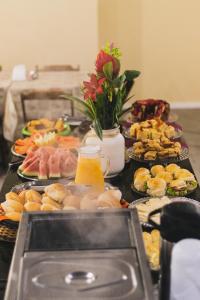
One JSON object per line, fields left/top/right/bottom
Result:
{"left": 132, "top": 164, "right": 198, "bottom": 197}
{"left": 0, "top": 182, "right": 129, "bottom": 224}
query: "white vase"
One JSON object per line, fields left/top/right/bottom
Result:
{"left": 84, "top": 127, "right": 125, "bottom": 177}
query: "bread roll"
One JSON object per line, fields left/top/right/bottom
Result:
{"left": 1, "top": 201, "right": 15, "bottom": 213}
{"left": 134, "top": 174, "right": 151, "bottom": 192}
{"left": 5, "top": 212, "right": 22, "bottom": 222}
{"left": 25, "top": 189, "right": 42, "bottom": 203}
{"left": 44, "top": 183, "right": 67, "bottom": 203}
{"left": 18, "top": 190, "right": 26, "bottom": 204}
{"left": 97, "top": 190, "right": 122, "bottom": 202}
{"left": 150, "top": 165, "right": 165, "bottom": 177}
{"left": 40, "top": 203, "right": 59, "bottom": 211}
{"left": 80, "top": 197, "right": 98, "bottom": 210}
{"left": 5, "top": 192, "right": 21, "bottom": 203}
{"left": 97, "top": 197, "right": 122, "bottom": 208}
{"left": 175, "top": 169, "right": 195, "bottom": 181}
{"left": 147, "top": 178, "right": 166, "bottom": 197}
{"left": 63, "top": 195, "right": 81, "bottom": 209}
{"left": 42, "top": 195, "right": 62, "bottom": 209}
{"left": 24, "top": 202, "right": 41, "bottom": 211}
{"left": 155, "top": 171, "right": 173, "bottom": 183}
{"left": 1, "top": 200, "right": 24, "bottom": 213}
{"left": 63, "top": 206, "right": 77, "bottom": 210}
{"left": 134, "top": 168, "right": 150, "bottom": 179}
{"left": 169, "top": 179, "right": 187, "bottom": 190}
{"left": 165, "top": 163, "right": 180, "bottom": 175}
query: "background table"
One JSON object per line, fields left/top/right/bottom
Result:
{"left": 3, "top": 71, "right": 87, "bottom": 141}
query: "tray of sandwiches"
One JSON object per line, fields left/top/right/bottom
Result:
{"left": 131, "top": 164, "right": 198, "bottom": 197}
{"left": 0, "top": 182, "right": 129, "bottom": 224}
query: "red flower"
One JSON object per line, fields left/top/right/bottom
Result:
{"left": 96, "top": 50, "right": 120, "bottom": 78}
{"left": 83, "top": 74, "right": 105, "bottom": 101}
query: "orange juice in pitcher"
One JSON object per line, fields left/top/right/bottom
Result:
{"left": 75, "top": 145, "right": 108, "bottom": 191}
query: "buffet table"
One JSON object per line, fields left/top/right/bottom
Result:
{"left": 0, "top": 153, "right": 200, "bottom": 299}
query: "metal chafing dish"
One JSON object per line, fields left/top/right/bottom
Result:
{"left": 4, "top": 209, "right": 154, "bottom": 300}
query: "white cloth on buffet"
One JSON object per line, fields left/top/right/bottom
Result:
{"left": 3, "top": 71, "right": 87, "bottom": 141}
{"left": 170, "top": 239, "right": 200, "bottom": 300}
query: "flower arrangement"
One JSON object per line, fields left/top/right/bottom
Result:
{"left": 63, "top": 43, "right": 140, "bottom": 139}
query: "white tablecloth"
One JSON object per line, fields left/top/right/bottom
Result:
{"left": 3, "top": 71, "right": 86, "bottom": 141}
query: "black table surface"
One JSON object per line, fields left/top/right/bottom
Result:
{"left": 0, "top": 156, "right": 200, "bottom": 299}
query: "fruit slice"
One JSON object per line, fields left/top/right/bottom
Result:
{"left": 48, "top": 154, "right": 61, "bottom": 178}
{"left": 22, "top": 158, "right": 40, "bottom": 177}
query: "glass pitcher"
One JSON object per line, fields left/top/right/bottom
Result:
{"left": 75, "top": 145, "right": 109, "bottom": 191}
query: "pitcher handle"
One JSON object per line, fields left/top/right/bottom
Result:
{"left": 101, "top": 154, "right": 110, "bottom": 178}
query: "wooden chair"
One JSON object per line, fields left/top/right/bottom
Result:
{"left": 20, "top": 89, "right": 74, "bottom": 123}
{"left": 38, "top": 65, "right": 80, "bottom": 72}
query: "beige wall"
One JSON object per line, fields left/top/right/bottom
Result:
{"left": 99, "top": 0, "right": 200, "bottom": 103}
{"left": 0, "top": 0, "right": 98, "bottom": 72}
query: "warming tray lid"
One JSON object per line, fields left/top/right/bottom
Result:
{"left": 17, "top": 250, "right": 145, "bottom": 300}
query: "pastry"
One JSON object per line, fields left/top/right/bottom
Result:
{"left": 134, "top": 174, "right": 151, "bottom": 192}
{"left": 1, "top": 200, "right": 24, "bottom": 213}
{"left": 97, "top": 197, "right": 122, "bottom": 208}
{"left": 144, "top": 151, "right": 157, "bottom": 160}
{"left": 165, "top": 163, "right": 180, "bottom": 175}
{"left": 63, "top": 195, "right": 81, "bottom": 209}
{"left": 44, "top": 183, "right": 69, "bottom": 203}
{"left": 5, "top": 212, "right": 22, "bottom": 222}
{"left": 155, "top": 171, "right": 173, "bottom": 183}
{"left": 97, "top": 190, "right": 122, "bottom": 202}
{"left": 151, "top": 165, "right": 165, "bottom": 176}
{"left": 134, "top": 167, "right": 150, "bottom": 179}
{"left": 18, "top": 191, "right": 26, "bottom": 204}
{"left": 42, "top": 195, "right": 62, "bottom": 209}
{"left": 5, "top": 192, "right": 21, "bottom": 204}
{"left": 40, "top": 203, "right": 59, "bottom": 211}
{"left": 167, "top": 179, "right": 187, "bottom": 196}
{"left": 24, "top": 202, "right": 41, "bottom": 211}
{"left": 147, "top": 178, "right": 166, "bottom": 197}
{"left": 25, "top": 190, "right": 42, "bottom": 203}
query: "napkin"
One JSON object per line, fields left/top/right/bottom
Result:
{"left": 12, "top": 64, "right": 26, "bottom": 81}
{"left": 170, "top": 239, "right": 200, "bottom": 300}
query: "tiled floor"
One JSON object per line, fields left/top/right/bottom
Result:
{"left": 0, "top": 109, "right": 200, "bottom": 189}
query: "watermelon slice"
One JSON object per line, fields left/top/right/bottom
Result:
{"left": 48, "top": 153, "right": 61, "bottom": 178}
{"left": 22, "top": 158, "right": 40, "bottom": 177}
{"left": 38, "top": 160, "right": 48, "bottom": 179}
{"left": 61, "top": 153, "right": 77, "bottom": 177}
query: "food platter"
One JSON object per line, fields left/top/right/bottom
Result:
{"left": 123, "top": 125, "right": 182, "bottom": 140}
{"left": 22, "top": 122, "right": 71, "bottom": 137}
{"left": 11, "top": 145, "right": 26, "bottom": 158}
{"left": 127, "top": 146, "right": 189, "bottom": 163}
{"left": 129, "top": 196, "right": 200, "bottom": 226}
{"left": 131, "top": 182, "right": 198, "bottom": 197}
{"left": 11, "top": 180, "right": 115, "bottom": 193}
